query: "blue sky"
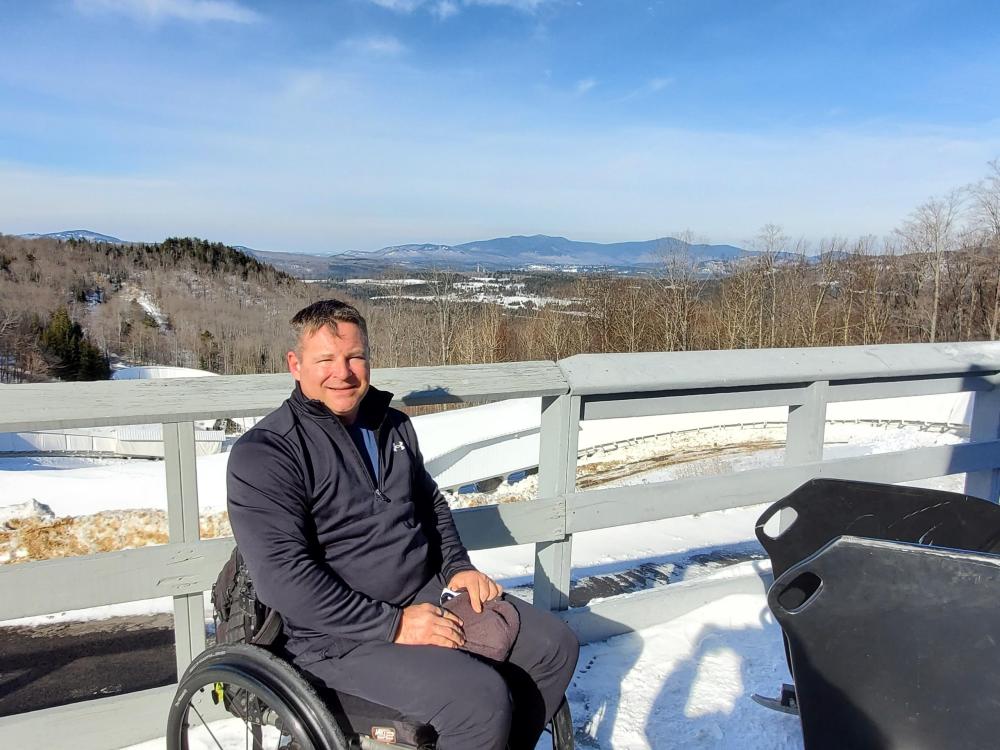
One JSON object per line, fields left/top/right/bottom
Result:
{"left": 1, "top": 0, "right": 998, "bottom": 252}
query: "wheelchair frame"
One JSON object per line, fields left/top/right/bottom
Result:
{"left": 167, "top": 643, "right": 575, "bottom": 750}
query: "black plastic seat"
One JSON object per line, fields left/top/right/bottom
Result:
{"left": 770, "top": 534, "right": 1000, "bottom": 750}
{"left": 755, "top": 478, "right": 1000, "bottom": 580}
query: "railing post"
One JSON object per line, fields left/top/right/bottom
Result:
{"left": 964, "top": 378, "right": 1000, "bottom": 502}
{"left": 533, "top": 394, "right": 579, "bottom": 611}
{"left": 783, "top": 381, "right": 828, "bottom": 529}
{"left": 163, "top": 421, "right": 206, "bottom": 678}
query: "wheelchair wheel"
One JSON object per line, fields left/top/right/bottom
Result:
{"left": 546, "top": 697, "right": 574, "bottom": 749}
{"left": 166, "top": 644, "right": 350, "bottom": 750}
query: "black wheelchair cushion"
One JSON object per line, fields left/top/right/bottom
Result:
{"left": 770, "top": 535, "right": 1000, "bottom": 750}
{"left": 316, "top": 685, "right": 438, "bottom": 748}
{"left": 755, "top": 478, "right": 1000, "bottom": 581}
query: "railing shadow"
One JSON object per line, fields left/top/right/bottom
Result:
{"left": 640, "top": 608, "right": 802, "bottom": 749}
{"left": 559, "top": 561, "right": 803, "bottom": 749}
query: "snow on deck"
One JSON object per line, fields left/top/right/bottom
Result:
{"left": 568, "top": 589, "right": 802, "bottom": 749}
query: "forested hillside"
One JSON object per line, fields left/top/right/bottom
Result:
{"left": 0, "top": 236, "right": 327, "bottom": 382}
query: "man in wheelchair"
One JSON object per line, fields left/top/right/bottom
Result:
{"left": 226, "top": 300, "right": 580, "bottom": 749}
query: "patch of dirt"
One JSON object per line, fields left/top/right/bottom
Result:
{"left": 0, "top": 510, "right": 231, "bottom": 564}
{"left": 577, "top": 439, "right": 783, "bottom": 489}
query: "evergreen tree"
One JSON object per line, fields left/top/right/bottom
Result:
{"left": 78, "top": 340, "right": 110, "bottom": 380}
{"left": 39, "top": 307, "right": 109, "bottom": 381}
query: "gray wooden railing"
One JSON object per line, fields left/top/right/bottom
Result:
{"left": 2, "top": 342, "right": 1000, "bottom": 749}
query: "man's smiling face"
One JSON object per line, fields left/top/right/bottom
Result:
{"left": 287, "top": 321, "right": 371, "bottom": 424}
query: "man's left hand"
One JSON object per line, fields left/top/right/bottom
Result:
{"left": 447, "top": 569, "right": 503, "bottom": 614}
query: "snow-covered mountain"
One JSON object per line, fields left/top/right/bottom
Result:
{"left": 331, "top": 234, "right": 749, "bottom": 270}
{"left": 338, "top": 243, "right": 510, "bottom": 265}
{"left": 453, "top": 234, "right": 746, "bottom": 265}
{"left": 18, "top": 229, "right": 126, "bottom": 243}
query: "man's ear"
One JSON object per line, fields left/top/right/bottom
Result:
{"left": 287, "top": 350, "right": 301, "bottom": 381}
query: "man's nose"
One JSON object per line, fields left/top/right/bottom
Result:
{"left": 330, "top": 357, "right": 353, "bottom": 380}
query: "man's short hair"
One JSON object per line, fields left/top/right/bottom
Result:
{"left": 291, "top": 299, "right": 369, "bottom": 354}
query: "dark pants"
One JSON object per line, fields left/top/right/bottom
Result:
{"left": 298, "top": 583, "right": 580, "bottom": 750}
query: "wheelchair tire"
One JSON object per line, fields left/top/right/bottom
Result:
{"left": 167, "top": 644, "right": 350, "bottom": 750}
{"left": 548, "top": 697, "right": 575, "bottom": 749}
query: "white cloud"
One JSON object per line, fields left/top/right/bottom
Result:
{"left": 282, "top": 70, "right": 328, "bottom": 101}
{"left": 468, "top": 0, "right": 551, "bottom": 10}
{"left": 575, "top": 77, "right": 596, "bottom": 95}
{"left": 365, "top": 0, "right": 554, "bottom": 16}
{"left": 433, "top": 0, "right": 459, "bottom": 20}
{"left": 344, "top": 35, "right": 407, "bottom": 57}
{"left": 73, "top": 0, "right": 261, "bottom": 24}
{"left": 618, "top": 76, "right": 675, "bottom": 102}
{"left": 367, "top": 0, "right": 424, "bottom": 11}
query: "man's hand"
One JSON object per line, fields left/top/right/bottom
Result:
{"left": 447, "top": 569, "right": 503, "bottom": 614}
{"left": 394, "top": 603, "right": 465, "bottom": 648}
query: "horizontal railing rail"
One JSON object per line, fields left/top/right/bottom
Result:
{"left": 558, "top": 342, "right": 1000, "bottom": 394}
{"left": 0, "top": 361, "right": 568, "bottom": 431}
{"left": 2, "top": 342, "right": 1000, "bottom": 749}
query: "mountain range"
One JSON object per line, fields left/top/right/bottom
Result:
{"left": 16, "top": 230, "right": 749, "bottom": 275}
{"left": 252, "top": 235, "right": 750, "bottom": 276}
{"left": 335, "top": 235, "right": 746, "bottom": 268}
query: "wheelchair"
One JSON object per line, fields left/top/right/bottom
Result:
{"left": 167, "top": 642, "right": 575, "bottom": 750}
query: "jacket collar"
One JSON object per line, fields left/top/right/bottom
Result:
{"left": 289, "top": 382, "right": 394, "bottom": 430}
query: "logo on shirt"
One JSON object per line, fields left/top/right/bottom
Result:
{"left": 393, "top": 441, "right": 406, "bottom": 452}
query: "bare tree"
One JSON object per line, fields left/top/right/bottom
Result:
{"left": 970, "top": 160, "right": 1000, "bottom": 339}
{"left": 427, "top": 269, "right": 459, "bottom": 365}
{"left": 897, "top": 190, "right": 964, "bottom": 342}
{"left": 654, "top": 231, "right": 706, "bottom": 351}
{"left": 752, "top": 223, "right": 790, "bottom": 348}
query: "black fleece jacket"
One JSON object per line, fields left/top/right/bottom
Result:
{"left": 226, "top": 384, "right": 475, "bottom": 663}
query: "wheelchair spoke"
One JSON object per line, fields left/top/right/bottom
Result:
{"left": 167, "top": 645, "right": 350, "bottom": 750}
{"left": 174, "top": 681, "right": 308, "bottom": 750}
{"left": 188, "top": 698, "right": 227, "bottom": 750}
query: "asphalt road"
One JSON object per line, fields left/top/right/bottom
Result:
{"left": 0, "top": 613, "right": 177, "bottom": 717}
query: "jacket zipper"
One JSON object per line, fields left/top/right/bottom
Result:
{"left": 298, "top": 394, "right": 390, "bottom": 502}
{"left": 330, "top": 415, "right": 390, "bottom": 502}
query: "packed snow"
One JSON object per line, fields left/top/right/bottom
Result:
{"left": 338, "top": 273, "right": 581, "bottom": 310}
{"left": 370, "top": 292, "right": 574, "bottom": 309}
{"left": 121, "top": 283, "right": 170, "bottom": 329}
{"left": 343, "top": 278, "right": 425, "bottom": 286}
